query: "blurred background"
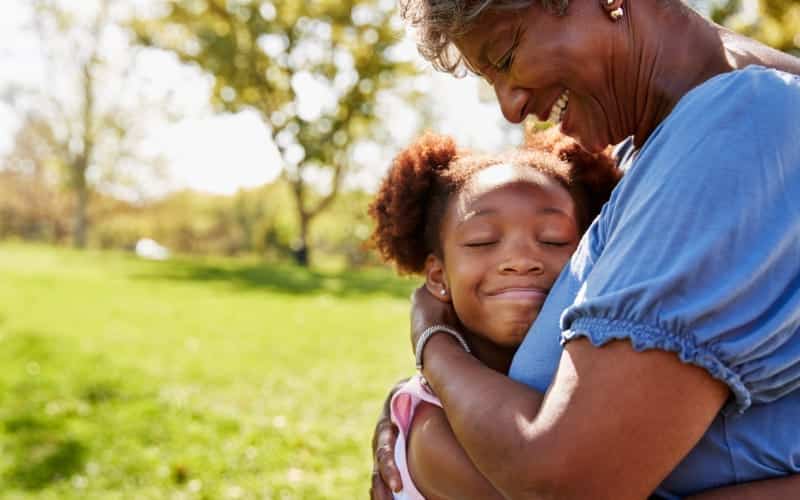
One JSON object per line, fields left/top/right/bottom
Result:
{"left": 0, "top": 0, "right": 796, "bottom": 498}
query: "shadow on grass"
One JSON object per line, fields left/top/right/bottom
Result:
{"left": 133, "top": 258, "right": 417, "bottom": 299}
{"left": 1, "top": 333, "right": 88, "bottom": 489}
{"left": 0, "top": 332, "right": 121, "bottom": 490}
{"left": 4, "top": 416, "right": 88, "bottom": 490}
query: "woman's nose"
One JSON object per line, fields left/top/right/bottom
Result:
{"left": 494, "top": 79, "right": 529, "bottom": 124}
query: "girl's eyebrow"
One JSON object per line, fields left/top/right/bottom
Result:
{"left": 459, "top": 206, "right": 572, "bottom": 225}
{"left": 457, "top": 208, "right": 498, "bottom": 227}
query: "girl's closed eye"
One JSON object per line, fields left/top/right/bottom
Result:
{"left": 539, "top": 240, "right": 571, "bottom": 247}
{"left": 463, "top": 239, "right": 499, "bottom": 248}
{"left": 461, "top": 231, "right": 500, "bottom": 248}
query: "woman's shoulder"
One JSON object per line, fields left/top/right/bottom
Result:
{"left": 631, "top": 65, "right": 800, "bottom": 182}
{"left": 667, "top": 66, "right": 800, "bottom": 133}
{"left": 685, "top": 65, "right": 799, "bottom": 102}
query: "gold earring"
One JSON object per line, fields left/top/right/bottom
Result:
{"left": 601, "top": 0, "right": 624, "bottom": 21}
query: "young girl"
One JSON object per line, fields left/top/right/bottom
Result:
{"left": 369, "top": 129, "right": 620, "bottom": 500}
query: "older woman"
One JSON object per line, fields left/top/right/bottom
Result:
{"left": 370, "top": 0, "right": 800, "bottom": 499}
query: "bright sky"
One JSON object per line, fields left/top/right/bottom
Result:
{"left": 0, "top": 0, "right": 517, "bottom": 197}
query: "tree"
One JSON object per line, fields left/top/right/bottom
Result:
{"left": 0, "top": 115, "right": 70, "bottom": 242}
{"left": 695, "top": 0, "right": 800, "bottom": 55}
{"left": 135, "top": 0, "right": 418, "bottom": 266}
{"left": 4, "top": 0, "right": 172, "bottom": 248}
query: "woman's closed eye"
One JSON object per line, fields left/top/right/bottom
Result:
{"left": 492, "top": 28, "right": 521, "bottom": 73}
{"left": 494, "top": 47, "right": 515, "bottom": 73}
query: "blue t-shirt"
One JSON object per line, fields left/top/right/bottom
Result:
{"left": 509, "top": 66, "right": 800, "bottom": 498}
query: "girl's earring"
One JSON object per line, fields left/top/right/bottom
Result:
{"left": 602, "top": 0, "right": 624, "bottom": 20}
{"left": 440, "top": 289, "right": 447, "bottom": 296}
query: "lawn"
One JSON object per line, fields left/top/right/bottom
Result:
{"left": 0, "top": 242, "right": 417, "bottom": 499}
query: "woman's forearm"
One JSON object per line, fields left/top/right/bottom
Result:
{"left": 420, "top": 335, "right": 729, "bottom": 500}
{"left": 412, "top": 287, "right": 727, "bottom": 499}
{"left": 419, "top": 334, "right": 546, "bottom": 497}
{"left": 408, "top": 402, "right": 505, "bottom": 500}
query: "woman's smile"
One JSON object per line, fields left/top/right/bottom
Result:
{"left": 545, "top": 89, "right": 570, "bottom": 124}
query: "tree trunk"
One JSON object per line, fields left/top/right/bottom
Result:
{"left": 287, "top": 161, "right": 343, "bottom": 267}
{"left": 292, "top": 214, "right": 310, "bottom": 266}
{"left": 73, "top": 173, "right": 88, "bottom": 249}
{"left": 72, "top": 40, "right": 96, "bottom": 250}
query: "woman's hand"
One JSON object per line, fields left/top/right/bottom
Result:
{"left": 410, "top": 285, "right": 460, "bottom": 352}
{"left": 370, "top": 378, "right": 408, "bottom": 500}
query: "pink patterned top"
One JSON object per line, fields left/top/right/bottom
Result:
{"left": 390, "top": 374, "right": 442, "bottom": 500}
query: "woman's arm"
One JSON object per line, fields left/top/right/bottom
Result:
{"left": 407, "top": 402, "right": 504, "bottom": 500}
{"left": 374, "top": 381, "right": 800, "bottom": 500}
{"left": 373, "top": 291, "right": 798, "bottom": 499}
{"left": 378, "top": 407, "right": 800, "bottom": 500}
{"left": 412, "top": 287, "right": 729, "bottom": 500}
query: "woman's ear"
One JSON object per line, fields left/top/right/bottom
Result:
{"left": 424, "top": 254, "right": 451, "bottom": 303}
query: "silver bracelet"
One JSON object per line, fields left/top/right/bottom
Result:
{"left": 415, "top": 324, "right": 471, "bottom": 371}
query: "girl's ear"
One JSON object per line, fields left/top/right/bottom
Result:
{"left": 424, "top": 254, "right": 451, "bottom": 303}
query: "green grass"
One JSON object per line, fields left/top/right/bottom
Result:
{"left": 0, "top": 242, "right": 417, "bottom": 499}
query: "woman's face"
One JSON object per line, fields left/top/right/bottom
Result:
{"left": 436, "top": 164, "right": 580, "bottom": 347}
{"left": 453, "top": 3, "right": 626, "bottom": 153}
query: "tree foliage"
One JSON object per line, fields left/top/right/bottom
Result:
{"left": 135, "top": 0, "right": 418, "bottom": 265}
{"left": 704, "top": 0, "right": 800, "bottom": 55}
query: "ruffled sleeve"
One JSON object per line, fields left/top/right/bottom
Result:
{"left": 561, "top": 67, "right": 800, "bottom": 414}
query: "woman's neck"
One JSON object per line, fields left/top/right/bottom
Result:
{"left": 625, "top": 2, "right": 732, "bottom": 147}
{"left": 626, "top": 0, "right": 800, "bottom": 148}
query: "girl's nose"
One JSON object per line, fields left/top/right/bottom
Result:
{"left": 499, "top": 254, "right": 544, "bottom": 275}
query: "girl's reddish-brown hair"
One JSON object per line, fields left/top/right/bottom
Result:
{"left": 368, "top": 127, "right": 621, "bottom": 275}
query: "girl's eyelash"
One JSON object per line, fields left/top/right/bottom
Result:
{"left": 464, "top": 241, "right": 498, "bottom": 248}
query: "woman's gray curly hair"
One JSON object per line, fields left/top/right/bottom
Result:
{"left": 399, "top": 0, "right": 568, "bottom": 74}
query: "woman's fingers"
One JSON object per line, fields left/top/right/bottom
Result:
{"left": 374, "top": 420, "right": 403, "bottom": 494}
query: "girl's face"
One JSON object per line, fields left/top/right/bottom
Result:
{"left": 430, "top": 163, "right": 580, "bottom": 348}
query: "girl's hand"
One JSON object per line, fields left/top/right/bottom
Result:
{"left": 371, "top": 415, "right": 401, "bottom": 499}
{"left": 370, "top": 378, "right": 409, "bottom": 500}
